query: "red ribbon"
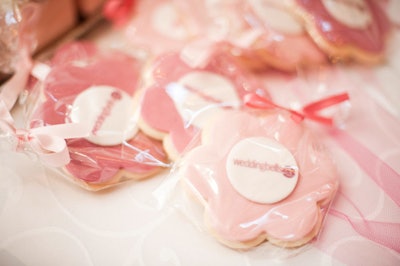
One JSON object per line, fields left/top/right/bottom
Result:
{"left": 243, "top": 92, "right": 350, "bottom": 125}
{"left": 103, "top": 0, "right": 135, "bottom": 26}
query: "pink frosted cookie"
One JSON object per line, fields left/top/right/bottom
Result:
{"left": 291, "top": 0, "right": 392, "bottom": 64}
{"left": 30, "top": 42, "right": 168, "bottom": 190}
{"left": 138, "top": 52, "right": 268, "bottom": 161}
{"left": 207, "top": 0, "right": 327, "bottom": 71}
{"left": 179, "top": 110, "right": 339, "bottom": 248}
{"left": 124, "top": 0, "right": 205, "bottom": 56}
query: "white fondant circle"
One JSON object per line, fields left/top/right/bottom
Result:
{"left": 248, "top": 0, "right": 304, "bottom": 35}
{"left": 322, "top": 0, "right": 372, "bottom": 29}
{"left": 69, "top": 85, "right": 138, "bottom": 146}
{"left": 165, "top": 71, "right": 240, "bottom": 128}
{"left": 226, "top": 137, "right": 299, "bottom": 204}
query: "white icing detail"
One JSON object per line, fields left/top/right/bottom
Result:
{"left": 69, "top": 85, "right": 138, "bottom": 146}
{"left": 166, "top": 71, "right": 241, "bottom": 128}
{"left": 152, "top": 3, "right": 190, "bottom": 40}
{"left": 248, "top": 0, "right": 304, "bottom": 35}
{"left": 322, "top": 0, "right": 372, "bottom": 29}
{"left": 226, "top": 137, "right": 299, "bottom": 204}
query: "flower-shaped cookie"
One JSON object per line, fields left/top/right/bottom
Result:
{"left": 30, "top": 42, "right": 168, "bottom": 190}
{"left": 180, "top": 110, "right": 339, "bottom": 248}
{"left": 125, "top": 0, "right": 205, "bottom": 55}
{"left": 138, "top": 52, "right": 268, "bottom": 160}
{"left": 291, "top": 0, "right": 392, "bottom": 63}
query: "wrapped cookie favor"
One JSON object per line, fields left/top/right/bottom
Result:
{"left": 24, "top": 41, "right": 169, "bottom": 190}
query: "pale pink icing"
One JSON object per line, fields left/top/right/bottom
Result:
{"left": 31, "top": 42, "right": 167, "bottom": 184}
{"left": 66, "top": 131, "right": 167, "bottom": 183}
{"left": 125, "top": 0, "right": 205, "bottom": 55}
{"left": 241, "top": 1, "right": 327, "bottom": 68}
{"left": 182, "top": 110, "right": 338, "bottom": 244}
{"left": 140, "top": 84, "right": 197, "bottom": 154}
{"left": 295, "top": 0, "right": 392, "bottom": 53}
{"left": 140, "top": 52, "right": 268, "bottom": 156}
{"left": 210, "top": 0, "right": 327, "bottom": 70}
{"left": 248, "top": 34, "right": 327, "bottom": 68}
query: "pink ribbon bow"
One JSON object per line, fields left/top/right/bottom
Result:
{"left": 243, "top": 92, "right": 350, "bottom": 125}
{"left": 0, "top": 99, "right": 89, "bottom": 167}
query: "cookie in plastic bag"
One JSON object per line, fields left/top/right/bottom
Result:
{"left": 178, "top": 109, "right": 339, "bottom": 249}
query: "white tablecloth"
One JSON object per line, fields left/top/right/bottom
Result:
{"left": 1, "top": 8, "right": 400, "bottom": 266}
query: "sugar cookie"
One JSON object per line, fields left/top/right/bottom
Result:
{"left": 180, "top": 110, "right": 339, "bottom": 248}
{"left": 207, "top": 0, "right": 327, "bottom": 71}
{"left": 138, "top": 52, "right": 268, "bottom": 161}
{"left": 290, "top": 0, "right": 392, "bottom": 63}
{"left": 245, "top": 0, "right": 327, "bottom": 70}
{"left": 125, "top": 0, "right": 204, "bottom": 55}
{"left": 30, "top": 42, "right": 168, "bottom": 190}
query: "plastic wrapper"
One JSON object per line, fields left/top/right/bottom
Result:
{"left": 21, "top": 41, "right": 170, "bottom": 191}
{"left": 158, "top": 107, "right": 339, "bottom": 254}
{"left": 0, "top": 0, "right": 21, "bottom": 76}
{"left": 0, "top": 0, "right": 40, "bottom": 110}
{"left": 289, "top": 0, "right": 392, "bottom": 64}
{"left": 137, "top": 48, "right": 270, "bottom": 161}
{"left": 258, "top": 65, "right": 352, "bottom": 129}
{"left": 123, "top": 0, "right": 208, "bottom": 56}
{"left": 148, "top": 55, "right": 352, "bottom": 254}
{"left": 200, "top": 0, "right": 328, "bottom": 71}
{"left": 254, "top": 50, "right": 400, "bottom": 262}
{"left": 174, "top": 0, "right": 393, "bottom": 72}
{"left": 0, "top": 0, "right": 39, "bottom": 71}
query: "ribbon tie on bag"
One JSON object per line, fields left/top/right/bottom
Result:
{"left": 103, "top": 0, "right": 135, "bottom": 26}
{"left": 0, "top": 100, "right": 89, "bottom": 167}
{"left": 243, "top": 92, "right": 350, "bottom": 126}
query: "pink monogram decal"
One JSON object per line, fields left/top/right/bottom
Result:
{"left": 233, "top": 158, "right": 296, "bottom": 178}
{"left": 91, "top": 90, "right": 123, "bottom": 135}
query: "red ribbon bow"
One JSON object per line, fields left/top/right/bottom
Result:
{"left": 243, "top": 92, "right": 350, "bottom": 126}
{"left": 103, "top": 0, "right": 135, "bottom": 26}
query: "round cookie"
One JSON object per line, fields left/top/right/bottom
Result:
{"left": 290, "top": 0, "right": 392, "bottom": 64}
{"left": 179, "top": 110, "right": 339, "bottom": 249}
{"left": 30, "top": 42, "right": 168, "bottom": 190}
{"left": 138, "top": 52, "right": 268, "bottom": 161}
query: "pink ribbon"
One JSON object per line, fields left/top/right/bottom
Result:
{"left": 243, "top": 92, "right": 350, "bottom": 125}
{"left": 245, "top": 92, "right": 400, "bottom": 254}
{"left": 330, "top": 129, "right": 400, "bottom": 207}
{"left": 325, "top": 111, "right": 400, "bottom": 254}
{"left": 0, "top": 99, "right": 89, "bottom": 167}
{"left": 328, "top": 191, "right": 400, "bottom": 253}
